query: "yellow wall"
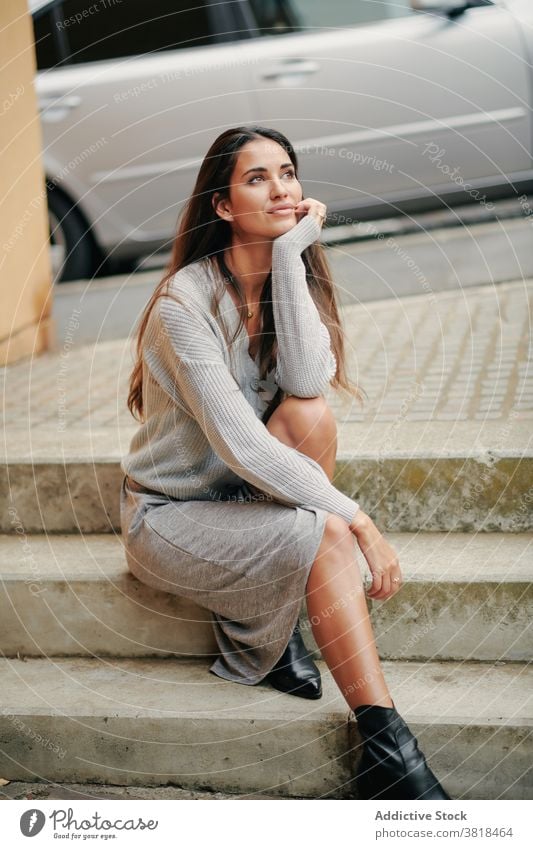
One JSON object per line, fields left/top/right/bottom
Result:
{"left": 0, "top": 0, "right": 53, "bottom": 366}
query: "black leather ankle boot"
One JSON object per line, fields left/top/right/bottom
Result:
{"left": 353, "top": 701, "right": 451, "bottom": 800}
{"left": 267, "top": 618, "right": 322, "bottom": 699}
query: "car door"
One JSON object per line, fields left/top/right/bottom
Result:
{"left": 33, "top": 0, "right": 256, "bottom": 257}
{"left": 238, "top": 0, "right": 531, "bottom": 216}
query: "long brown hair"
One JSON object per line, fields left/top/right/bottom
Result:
{"left": 127, "top": 125, "right": 366, "bottom": 424}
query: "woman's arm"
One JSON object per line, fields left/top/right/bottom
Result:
{"left": 271, "top": 213, "right": 337, "bottom": 397}
{"left": 149, "top": 296, "right": 360, "bottom": 525}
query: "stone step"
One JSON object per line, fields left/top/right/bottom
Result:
{"left": 0, "top": 656, "right": 531, "bottom": 799}
{"left": 2, "top": 428, "right": 531, "bottom": 533}
{"left": 0, "top": 779, "right": 286, "bottom": 801}
{"left": 1, "top": 533, "right": 531, "bottom": 663}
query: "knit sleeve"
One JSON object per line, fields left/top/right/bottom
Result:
{"left": 154, "top": 297, "right": 360, "bottom": 525}
{"left": 271, "top": 214, "right": 337, "bottom": 397}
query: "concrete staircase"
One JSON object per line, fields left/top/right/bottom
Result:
{"left": 1, "top": 281, "right": 532, "bottom": 799}
{"left": 1, "top": 448, "right": 531, "bottom": 798}
{"left": 0, "top": 533, "right": 531, "bottom": 664}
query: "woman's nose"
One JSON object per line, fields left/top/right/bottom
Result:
{"left": 271, "top": 177, "right": 289, "bottom": 196}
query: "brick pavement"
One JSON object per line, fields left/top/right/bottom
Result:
{"left": 2, "top": 280, "right": 531, "bottom": 441}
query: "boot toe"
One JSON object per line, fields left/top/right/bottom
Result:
{"left": 268, "top": 670, "right": 323, "bottom": 699}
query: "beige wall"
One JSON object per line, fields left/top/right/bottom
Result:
{"left": 0, "top": 0, "right": 53, "bottom": 366}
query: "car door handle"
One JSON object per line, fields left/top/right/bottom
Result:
{"left": 260, "top": 60, "right": 320, "bottom": 81}
{"left": 38, "top": 94, "right": 82, "bottom": 122}
{"left": 38, "top": 94, "right": 82, "bottom": 110}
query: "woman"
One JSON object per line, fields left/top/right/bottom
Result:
{"left": 121, "top": 125, "right": 451, "bottom": 801}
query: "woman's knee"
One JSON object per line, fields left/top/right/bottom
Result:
{"left": 306, "top": 514, "right": 359, "bottom": 593}
{"left": 273, "top": 395, "right": 337, "bottom": 443}
{"left": 315, "top": 513, "right": 354, "bottom": 559}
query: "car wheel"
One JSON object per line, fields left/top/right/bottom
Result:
{"left": 47, "top": 184, "right": 97, "bottom": 282}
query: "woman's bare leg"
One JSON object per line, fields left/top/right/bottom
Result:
{"left": 305, "top": 517, "right": 394, "bottom": 709}
{"left": 266, "top": 395, "right": 393, "bottom": 710}
{"left": 266, "top": 397, "right": 453, "bottom": 801}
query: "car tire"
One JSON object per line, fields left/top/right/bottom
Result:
{"left": 47, "top": 182, "right": 98, "bottom": 282}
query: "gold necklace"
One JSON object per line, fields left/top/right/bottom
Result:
{"left": 220, "top": 254, "right": 269, "bottom": 320}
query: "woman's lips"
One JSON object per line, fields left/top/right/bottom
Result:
{"left": 268, "top": 207, "right": 295, "bottom": 215}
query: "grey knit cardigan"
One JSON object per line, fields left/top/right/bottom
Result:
{"left": 122, "top": 213, "right": 360, "bottom": 525}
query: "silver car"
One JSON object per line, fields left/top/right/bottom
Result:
{"left": 30, "top": 0, "right": 533, "bottom": 281}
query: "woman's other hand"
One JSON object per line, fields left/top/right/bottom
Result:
{"left": 349, "top": 510, "right": 403, "bottom": 601}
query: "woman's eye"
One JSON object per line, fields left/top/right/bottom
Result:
{"left": 248, "top": 170, "right": 296, "bottom": 183}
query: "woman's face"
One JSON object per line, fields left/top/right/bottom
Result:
{"left": 215, "top": 137, "right": 303, "bottom": 241}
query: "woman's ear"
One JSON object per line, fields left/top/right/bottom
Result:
{"left": 212, "top": 192, "right": 233, "bottom": 223}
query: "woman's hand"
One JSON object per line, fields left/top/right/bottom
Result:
{"left": 295, "top": 197, "right": 327, "bottom": 228}
{"left": 349, "top": 510, "right": 402, "bottom": 601}
{"left": 273, "top": 197, "right": 326, "bottom": 254}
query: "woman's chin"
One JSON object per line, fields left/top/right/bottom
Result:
{"left": 267, "top": 213, "right": 297, "bottom": 233}
{"left": 242, "top": 214, "right": 297, "bottom": 240}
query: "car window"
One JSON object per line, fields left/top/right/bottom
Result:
{"left": 57, "top": 0, "right": 215, "bottom": 64}
{"left": 33, "top": 4, "right": 63, "bottom": 70}
{"left": 248, "top": 0, "right": 414, "bottom": 34}
{"left": 246, "top": 0, "right": 298, "bottom": 35}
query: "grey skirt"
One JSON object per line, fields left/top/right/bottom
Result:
{"left": 120, "top": 475, "right": 328, "bottom": 686}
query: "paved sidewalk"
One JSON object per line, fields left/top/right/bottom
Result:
{"left": 2, "top": 279, "right": 532, "bottom": 459}
{"left": 52, "top": 217, "right": 533, "bottom": 347}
